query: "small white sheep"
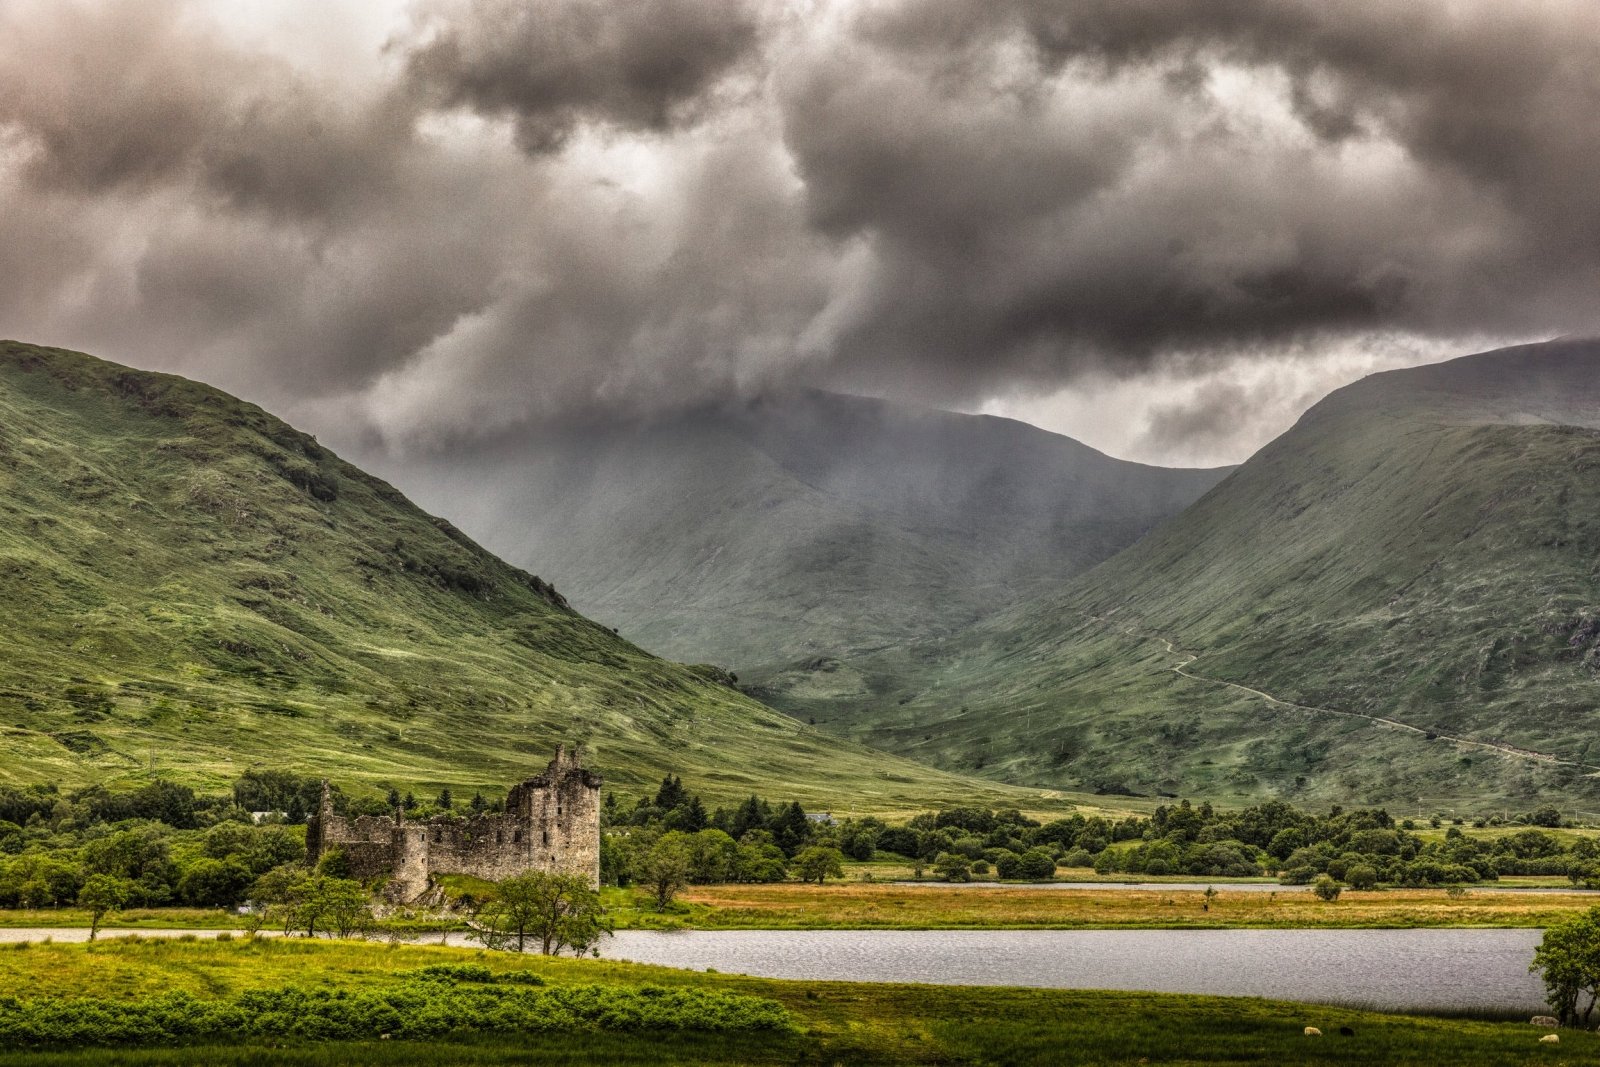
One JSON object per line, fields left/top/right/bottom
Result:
{"left": 1303, "top": 1027, "right": 1322, "bottom": 1037}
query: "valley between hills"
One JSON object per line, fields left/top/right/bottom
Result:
{"left": 5, "top": 337, "right": 1600, "bottom": 1064}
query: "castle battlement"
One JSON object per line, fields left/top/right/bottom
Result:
{"left": 307, "top": 746, "right": 601, "bottom": 901}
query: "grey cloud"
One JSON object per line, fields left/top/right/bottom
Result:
{"left": 400, "top": 0, "right": 765, "bottom": 153}
{"left": 0, "top": 0, "right": 412, "bottom": 223}
{"left": 789, "top": 0, "right": 1600, "bottom": 404}
{"left": 1, "top": 0, "right": 1599, "bottom": 470}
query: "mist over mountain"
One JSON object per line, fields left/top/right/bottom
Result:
{"left": 790, "top": 339, "right": 1600, "bottom": 810}
{"left": 378, "top": 390, "right": 1227, "bottom": 683}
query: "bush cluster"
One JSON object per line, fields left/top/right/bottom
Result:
{"left": 0, "top": 980, "right": 794, "bottom": 1048}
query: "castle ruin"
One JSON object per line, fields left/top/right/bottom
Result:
{"left": 307, "top": 746, "right": 601, "bottom": 901}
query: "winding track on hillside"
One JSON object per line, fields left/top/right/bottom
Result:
{"left": 1087, "top": 614, "right": 1600, "bottom": 775}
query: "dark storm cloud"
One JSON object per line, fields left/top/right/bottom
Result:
{"left": 1, "top": 0, "right": 1598, "bottom": 463}
{"left": 0, "top": 0, "right": 412, "bottom": 220}
{"left": 786, "top": 0, "right": 1600, "bottom": 400}
{"left": 401, "top": 0, "right": 766, "bottom": 153}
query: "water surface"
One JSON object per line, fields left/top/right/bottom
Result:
{"left": 599, "top": 927, "right": 1548, "bottom": 1014}
{"left": 0, "top": 925, "right": 1550, "bottom": 1014}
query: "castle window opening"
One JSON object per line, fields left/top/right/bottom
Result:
{"left": 514, "top": 830, "right": 522, "bottom": 843}
{"left": 542, "top": 830, "right": 549, "bottom": 846}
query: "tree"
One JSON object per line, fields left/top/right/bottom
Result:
{"left": 685, "top": 829, "right": 738, "bottom": 884}
{"left": 654, "top": 775, "right": 688, "bottom": 811}
{"left": 730, "top": 795, "right": 768, "bottom": 841}
{"left": 770, "top": 802, "right": 813, "bottom": 857}
{"left": 470, "top": 791, "right": 489, "bottom": 814}
{"left": 793, "top": 846, "right": 845, "bottom": 885}
{"left": 321, "top": 879, "right": 373, "bottom": 939}
{"left": 839, "top": 824, "right": 878, "bottom": 862}
{"left": 933, "top": 852, "right": 972, "bottom": 882}
{"left": 77, "top": 874, "right": 133, "bottom": 942}
{"left": 286, "top": 875, "right": 369, "bottom": 938}
{"left": 179, "top": 858, "right": 253, "bottom": 907}
{"left": 1311, "top": 874, "right": 1343, "bottom": 902}
{"left": 1532, "top": 907, "right": 1600, "bottom": 1025}
{"left": 736, "top": 841, "right": 788, "bottom": 883}
{"left": 1017, "top": 849, "right": 1057, "bottom": 881}
{"left": 473, "top": 872, "right": 610, "bottom": 955}
{"left": 1531, "top": 806, "right": 1563, "bottom": 829}
{"left": 639, "top": 836, "right": 692, "bottom": 910}
{"left": 1345, "top": 865, "right": 1378, "bottom": 891}
{"left": 436, "top": 788, "right": 454, "bottom": 811}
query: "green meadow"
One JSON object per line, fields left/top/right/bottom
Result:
{"left": 0, "top": 936, "right": 1584, "bottom": 1066}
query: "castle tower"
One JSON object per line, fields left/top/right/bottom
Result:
{"left": 507, "top": 745, "right": 603, "bottom": 887}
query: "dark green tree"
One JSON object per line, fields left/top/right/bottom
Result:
{"left": 793, "top": 846, "right": 845, "bottom": 885}
{"left": 771, "top": 802, "right": 812, "bottom": 857}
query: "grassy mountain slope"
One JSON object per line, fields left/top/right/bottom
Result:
{"left": 799, "top": 339, "right": 1600, "bottom": 811}
{"left": 0, "top": 341, "right": 1086, "bottom": 814}
{"left": 379, "top": 391, "right": 1226, "bottom": 694}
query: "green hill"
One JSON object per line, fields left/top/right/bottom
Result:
{"left": 379, "top": 390, "right": 1226, "bottom": 698}
{"left": 795, "top": 339, "right": 1600, "bottom": 812}
{"left": 0, "top": 340, "right": 1083, "bottom": 814}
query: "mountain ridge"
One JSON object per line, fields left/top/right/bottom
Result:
{"left": 0, "top": 339, "right": 1086, "bottom": 815}
{"left": 789, "top": 338, "right": 1600, "bottom": 810}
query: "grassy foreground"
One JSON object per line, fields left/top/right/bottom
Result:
{"left": 610, "top": 883, "right": 1600, "bottom": 930}
{"left": 0, "top": 936, "right": 1585, "bottom": 1065}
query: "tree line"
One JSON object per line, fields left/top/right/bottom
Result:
{"left": 5, "top": 772, "right": 1597, "bottom": 927}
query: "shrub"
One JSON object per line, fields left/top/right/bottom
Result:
{"left": 932, "top": 852, "right": 971, "bottom": 882}
{"left": 1016, "top": 850, "right": 1057, "bottom": 880}
{"left": 1278, "top": 866, "right": 1316, "bottom": 886}
{"left": 1311, "top": 875, "right": 1342, "bottom": 902}
{"left": 0, "top": 981, "right": 794, "bottom": 1048}
{"left": 1345, "top": 865, "right": 1378, "bottom": 891}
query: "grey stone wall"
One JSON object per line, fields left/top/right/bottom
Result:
{"left": 308, "top": 746, "right": 602, "bottom": 901}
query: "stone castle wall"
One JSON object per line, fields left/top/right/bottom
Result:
{"left": 307, "top": 746, "right": 601, "bottom": 901}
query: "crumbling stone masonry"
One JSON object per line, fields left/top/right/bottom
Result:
{"left": 307, "top": 746, "right": 601, "bottom": 901}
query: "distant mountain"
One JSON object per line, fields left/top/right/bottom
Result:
{"left": 384, "top": 390, "right": 1227, "bottom": 699}
{"left": 0, "top": 341, "right": 1072, "bottom": 813}
{"left": 794, "top": 339, "right": 1600, "bottom": 811}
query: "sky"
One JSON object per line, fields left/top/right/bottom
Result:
{"left": 0, "top": 0, "right": 1594, "bottom": 467}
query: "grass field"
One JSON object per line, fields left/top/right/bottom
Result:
{"left": 6, "top": 877, "right": 1596, "bottom": 935}
{"left": 0, "top": 936, "right": 1586, "bottom": 1065}
{"left": 608, "top": 882, "right": 1600, "bottom": 930}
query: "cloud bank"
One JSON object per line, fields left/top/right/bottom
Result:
{"left": 0, "top": 0, "right": 1595, "bottom": 462}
